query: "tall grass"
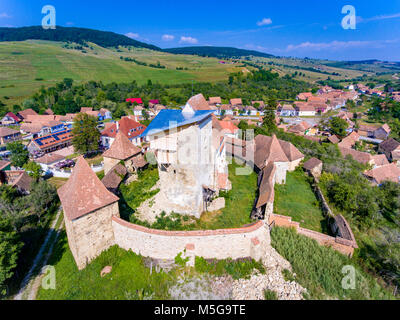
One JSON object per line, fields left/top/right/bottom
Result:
{"left": 271, "top": 227, "right": 394, "bottom": 300}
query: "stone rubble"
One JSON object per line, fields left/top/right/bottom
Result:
{"left": 230, "top": 248, "right": 306, "bottom": 300}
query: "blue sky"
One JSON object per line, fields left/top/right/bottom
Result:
{"left": 1, "top": 0, "right": 400, "bottom": 61}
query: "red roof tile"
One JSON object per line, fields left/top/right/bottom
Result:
{"left": 103, "top": 131, "right": 141, "bottom": 160}
{"left": 58, "top": 156, "right": 119, "bottom": 221}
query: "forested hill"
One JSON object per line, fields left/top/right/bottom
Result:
{"left": 163, "top": 46, "right": 275, "bottom": 59}
{"left": 0, "top": 26, "right": 161, "bottom": 50}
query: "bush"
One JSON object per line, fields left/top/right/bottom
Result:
{"left": 264, "top": 289, "right": 278, "bottom": 300}
{"left": 194, "top": 257, "right": 265, "bottom": 280}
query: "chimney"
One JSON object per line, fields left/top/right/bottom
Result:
{"left": 116, "top": 121, "right": 119, "bottom": 132}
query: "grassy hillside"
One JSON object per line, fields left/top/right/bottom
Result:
{"left": 0, "top": 26, "right": 161, "bottom": 50}
{"left": 0, "top": 40, "right": 244, "bottom": 108}
{"left": 164, "top": 46, "right": 274, "bottom": 59}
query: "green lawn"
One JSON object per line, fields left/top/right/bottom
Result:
{"left": 274, "top": 169, "right": 327, "bottom": 233}
{"left": 199, "top": 158, "right": 256, "bottom": 229}
{"left": 119, "top": 166, "right": 160, "bottom": 221}
{"left": 37, "top": 233, "right": 177, "bottom": 300}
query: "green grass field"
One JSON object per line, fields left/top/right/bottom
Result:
{"left": 36, "top": 236, "right": 177, "bottom": 300}
{"left": 274, "top": 169, "right": 327, "bottom": 233}
{"left": 0, "top": 40, "right": 242, "bottom": 108}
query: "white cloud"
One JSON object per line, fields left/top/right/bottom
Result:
{"left": 125, "top": 32, "right": 140, "bottom": 39}
{"left": 257, "top": 18, "right": 272, "bottom": 26}
{"left": 179, "top": 36, "right": 198, "bottom": 44}
{"left": 66, "top": 22, "right": 74, "bottom": 26}
{"left": 285, "top": 39, "right": 399, "bottom": 52}
{"left": 0, "top": 13, "right": 12, "bottom": 19}
{"left": 162, "top": 34, "right": 175, "bottom": 41}
{"left": 360, "top": 12, "right": 400, "bottom": 23}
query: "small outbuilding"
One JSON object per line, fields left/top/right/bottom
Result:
{"left": 303, "top": 157, "right": 323, "bottom": 178}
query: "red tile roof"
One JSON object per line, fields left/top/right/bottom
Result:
{"left": 58, "top": 156, "right": 119, "bottom": 221}
{"left": 364, "top": 163, "right": 400, "bottom": 184}
{"left": 0, "top": 127, "right": 19, "bottom": 137}
{"left": 17, "top": 108, "right": 38, "bottom": 120}
{"left": 101, "top": 117, "right": 146, "bottom": 140}
{"left": 4, "top": 112, "right": 20, "bottom": 122}
{"left": 103, "top": 131, "right": 141, "bottom": 160}
{"left": 187, "top": 94, "right": 211, "bottom": 110}
{"left": 126, "top": 98, "right": 143, "bottom": 104}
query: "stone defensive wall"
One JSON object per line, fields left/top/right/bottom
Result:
{"left": 269, "top": 214, "right": 357, "bottom": 257}
{"left": 112, "top": 216, "right": 269, "bottom": 264}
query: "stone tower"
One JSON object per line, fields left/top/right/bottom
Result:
{"left": 57, "top": 156, "right": 120, "bottom": 270}
{"left": 103, "top": 131, "right": 146, "bottom": 175}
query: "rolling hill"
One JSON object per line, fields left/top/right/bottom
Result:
{"left": 0, "top": 26, "right": 161, "bottom": 50}
{"left": 163, "top": 46, "right": 275, "bottom": 59}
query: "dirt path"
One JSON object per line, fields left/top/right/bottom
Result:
{"left": 14, "top": 208, "right": 64, "bottom": 300}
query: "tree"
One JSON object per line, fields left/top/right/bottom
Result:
{"left": 72, "top": 113, "right": 100, "bottom": 154}
{"left": 6, "top": 141, "right": 29, "bottom": 168}
{"left": 23, "top": 161, "right": 43, "bottom": 181}
{"left": 328, "top": 117, "right": 348, "bottom": 138}
{"left": 141, "top": 109, "right": 150, "bottom": 121}
{"left": 0, "top": 218, "right": 22, "bottom": 297}
{"left": 262, "top": 98, "right": 278, "bottom": 134}
{"left": 27, "top": 181, "right": 58, "bottom": 224}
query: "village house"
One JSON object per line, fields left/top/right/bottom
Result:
{"left": 296, "top": 92, "right": 313, "bottom": 101}
{"left": 148, "top": 99, "right": 160, "bottom": 107}
{"left": 379, "top": 138, "right": 400, "bottom": 163}
{"left": 16, "top": 108, "right": 38, "bottom": 122}
{"left": 20, "top": 117, "right": 65, "bottom": 139}
{"left": 80, "top": 107, "right": 112, "bottom": 121}
{"left": 212, "top": 115, "right": 240, "bottom": 139}
{"left": 374, "top": 124, "right": 391, "bottom": 140}
{"left": 1, "top": 168, "right": 33, "bottom": 194}
{"left": 295, "top": 103, "right": 316, "bottom": 117}
{"left": 219, "top": 104, "right": 234, "bottom": 116}
{"left": 230, "top": 98, "right": 243, "bottom": 109}
{"left": 28, "top": 130, "right": 73, "bottom": 155}
{"left": 339, "top": 146, "right": 374, "bottom": 166}
{"left": 288, "top": 121, "right": 312, "bottom": 135}
{"left": 357, "top": 124, "right": 379, "bottom": 138}
{"left": 103, "top": 131, "right": 147, "bottom": 175}
{"left": 328, "top": 135, "right": 340, "bottom": 144}
{"left": 101, "top": 116, "right": 147, "bottom": 148}
{"left": 338, "top": 131, "right": 360, "bottom": 149}
{"left": 44, "top": 108, "right": 54, "bottom": 115}
{"left": 0, "top": 127, "right": 21, "bottom": 145}
{"left": 208, "top": 97, "right": 222, "bottom": 107}
{"left": 35, "top": 153, "right": 65, "bottom": 174}
{"left": 371, "top": 154, "right": 389, "bottom": 168}
{"left": 364, "top": 163, "right": 400, "bottom": 185}
{"left": 1, "top": 112, "right": 20, "bottom": 125}
{"left": 150, "top": 104, "right": 166, "bottom": 116}
{"left": 278, "top": 104, "right": 296, "bottom": 117}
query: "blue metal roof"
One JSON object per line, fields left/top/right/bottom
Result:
{"left": 141, "top": 109, "right": 214, "bottom": 137}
